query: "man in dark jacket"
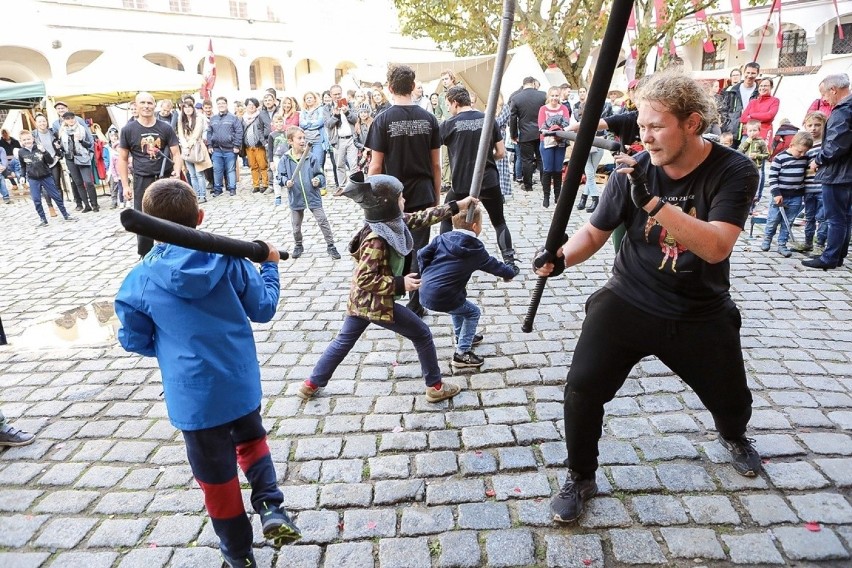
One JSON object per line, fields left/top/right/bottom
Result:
{"left": 207, "top": 97, "right": 244, "bottom": 196}
{"left": 720, "top": 62, "right": 759, "bottom": 145}
{"left": 261, "top": 90, "right": 279, "bottom": 192}
{"left": 803, "top": 73, "right": 852, "bottom": 270}
{"left": 509, "top": 76, "right": 546, "bottom": 191}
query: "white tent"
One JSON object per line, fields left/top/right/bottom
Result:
{"left": 46, "top": 53, "right": 203, "bottom": 110}
{"left": 402, "top": 44, "right": 548, "bottom": 104}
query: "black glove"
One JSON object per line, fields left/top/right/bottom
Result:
{"left": 531, "top": 233, "right": 570, "bottom": 278}
{"left": 628, "top": 167, "right": 652, "bottom": 209}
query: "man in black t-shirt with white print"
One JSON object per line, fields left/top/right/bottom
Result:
{"left": 366, "top": 64, "right": 441, "bottom": 316}
{"left": 537, "top": 71, "right": 760, "bottom": 524}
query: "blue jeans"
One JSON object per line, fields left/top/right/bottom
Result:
{"left": 448, "top": 300, "right": 481, "bottom": 353}
{"left": 764, "top": 196, "right": 804, "bottom": 247}
{"left": 820, "top": 183, "right": 852, "bottom": 267}
{"left": 0, "top": 178, "right": 8, "bottom": 200}
{"left": 310, "top": 305, "right": 442, "bottom": 388}
{"left": 185, "top": 161, "right": 207, "bottom": 199}
{"left": 513, "top": 144, "right": 523, "bottom": 180}
{"left": 539, "top": 142, "right": 567, "bottom": 174}
{"left": 583, "top": 147, "right": 603, "bottom": 197}
{"left": 29, "top": 177, "right": 69, "bottom": 221}
{"left": 212, "top": 149, "right": 237, "bottom": 193}
{"left": 802, "top": 192, "right": 827, "bottom": 247}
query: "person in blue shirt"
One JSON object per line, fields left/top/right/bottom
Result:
{"left": 115, "top": 179, "right": 300, "bottom": 567}
{"left": 418, "top": 206, "right": 517, "bottom": 369}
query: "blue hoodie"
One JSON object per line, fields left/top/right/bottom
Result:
{"left": 418, "top": 230, "right": 516, "bottom": 312}
{"left": 115, "top": 244, "right": 280, "bottom": 431}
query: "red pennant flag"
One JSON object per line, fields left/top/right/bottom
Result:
{"left": 692, "top": 0, "right": 715, "bottom": 53}
{"left": 201, "top": 39, "right": 216, "bottom": 100}
{"left": 731, "top": 0, "right": 746, "bottom": 50}
{"left": 834, "top": 0, "right": 846, "bottom": 39}
{"left": 776, "top": 0, "right": 783, "bottom": 48}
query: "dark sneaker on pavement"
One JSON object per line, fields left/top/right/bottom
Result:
{"left": 452, "top": 351, "right": 484, "bottom": 369}
{"left": 328, "top": 245, "right": 341, "bottom": 260}
{"left": 292, "top": 244, "right": 304, "bottom": 259}
{"left": 551, "top": 476, "right": 597, "bottom": 523}
{"left": 260, "top": 502, "right": 301, "bottom": 547}
{"left": 0, "top": 424, "right": 35, "bottom": 447}
{"left": 719, "top": 435, "right": 762, "bottom": 477}
{"left": 425, "top": 381, "right": 462, "bottom": 403}
{"left": 221, "top": 549, "right": 256, "bottom": 568}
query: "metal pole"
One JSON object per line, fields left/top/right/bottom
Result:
{"left": 522, "top": 0, "right": 635, "bottom": 332}
{"left": 466, "top": 0, "right": 516, "bottom": 222}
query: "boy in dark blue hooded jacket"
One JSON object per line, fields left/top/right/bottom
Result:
{"left": 418, "top": 206, "right": 517, "bottom": 369}
{"left": 115, "top": 179, "right": 300, "bottom": 567}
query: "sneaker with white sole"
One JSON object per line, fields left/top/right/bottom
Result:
{"left": 452, "top": 351, "right": 484, "bottom": 369}
{"left": 425, "top": 381, "right": 461, "bottom": 403}
{"left": 551, "top": 476, "right": 597, "bottom": 523}
{"left": 297, "top": 381, "right": 319, "bottom": 400}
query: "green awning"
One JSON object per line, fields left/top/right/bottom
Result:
{"left": 0, "top": 81, "right": 47, "bottom": 110}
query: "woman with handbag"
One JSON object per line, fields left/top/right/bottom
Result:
{"left": 178, "top": 99, "right": 212, "bottom": 202}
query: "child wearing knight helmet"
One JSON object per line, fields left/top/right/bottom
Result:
{"left": 297, "top": 172, "right": 477, "bottom": 403}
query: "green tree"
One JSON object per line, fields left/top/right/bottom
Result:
{"left": 393, "top": 0, "right": 607, "bottom": 89}
{"left": 393, "top": 0, "right": 761, "bottom": 87}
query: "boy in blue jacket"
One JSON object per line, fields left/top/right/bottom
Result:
{"left": 115, "top": 179, "right": 300, "bottom": 568}
{"left": 418, "top": 206, "right": 517, "bottom": 369}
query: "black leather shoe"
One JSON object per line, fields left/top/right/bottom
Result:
{"left": 802, "top": 257, "right": 837, "bottom": 270}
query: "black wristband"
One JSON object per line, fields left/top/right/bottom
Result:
{"left": 648, "top": 198, "right": 666, "bottom": 217}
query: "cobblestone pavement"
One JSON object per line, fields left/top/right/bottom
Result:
{"left": 0, "top": 173, "right": 850, "bottom": 568}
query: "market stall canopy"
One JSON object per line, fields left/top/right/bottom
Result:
{"left": 0, "top": 80, "right": 47, "bottom": 110}
{"left": 46, "top": 53, "right": 203, "bottom": 110}
{"left": 402, "top": 45, "right": 547, "bottom": 103}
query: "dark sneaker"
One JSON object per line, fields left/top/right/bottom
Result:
{"left": 425, "top": 381, "right": 462, "bottom": 403}
{"left": 292, "top": 244, "right": 304, "bottom": 259}
{"left": 759, "top": 239, "right": 771, "bottom": 252}
{"left": 777, "top": 245, "right": 792, "bottom": 258}
{"left": 454, "top": 334, "right": 483, "bottom": 347}
{"left": 221, "top": 549, "right": 256, "bottom": 568}
{"left": 252, "top": 187, "right": 262, "bottom": 193}
{"left": 719, "top": 435, "right": 762, "bottom": 477}
{"left": 551, "top": 476, "right": 597, "bottom": 523}
{"left": 328, "top": 245, "right": 341, "bottom": 260}
{"left": 0, "top": 424, "right": 36, "bottom": 447}
{"left": 260, "top": 502, "right": 301, "bottom": 547}
{"left": 81, "top": 206, "right": 93, "bottom": 213}
{"left": 64, "top": 215, "right": 78, "bottom": 222}
{"left": 452, "top": 351, "right": 484, "bottom": 369}
{"left": 296, "top": 381, "right": 318, "bottom": 400}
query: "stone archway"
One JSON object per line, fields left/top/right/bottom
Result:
{"left": 249, "top": 57, "right": 285, "bottom": 91}
{"left": 0, "top": 46, "right": 52, "bottom": 81}
{"left": 144, "top": 53, "right": 185, "bottom": 71}
{"left": 197, "top": 55, "right": 239, "bottom": 92}
{"left": 66, "top": 50, "right": 103, "bottom": 74}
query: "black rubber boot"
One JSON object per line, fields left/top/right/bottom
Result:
{"left": 541, "top": 172, "right": 551, "bottom": 208}
{"left": 576, "top": 194, "right": 588, "bottom": 210}
{"left": 586, "top": 196, "right": 599, "bottom": 213}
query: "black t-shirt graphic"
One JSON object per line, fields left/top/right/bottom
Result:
{"left": 365, "top": 105, "right": 440, "bottom": 211}
{"left": 440, "top": 109, "right": 502, "bottom": 197}
{"left": 591, "top": 143, "right": 758, "bottom": 320}
{"left": 119, "top": 120, "right": 179, "bottom": 177}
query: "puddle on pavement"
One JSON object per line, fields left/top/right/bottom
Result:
{"left": 13, "top": 301, "right": 119, "bottom": 349}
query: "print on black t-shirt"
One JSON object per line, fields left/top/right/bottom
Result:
{"left": 119, "top": 120, "right": 179, "bottom": 178}
{"left": 440, "top": 109, "right": 502, "bottom": 197}
{"left": 590, "top": 143, "right": 758, "bottom": 320}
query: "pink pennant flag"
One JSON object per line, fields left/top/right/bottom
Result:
{"left": 776, "top": 0, "right": 783, "bottom": 48}
{"left": 692, "top": 0, "right": 715, "bottom": 53}
{"left": 835, "top": 0, "right": 846, "bottom": 39}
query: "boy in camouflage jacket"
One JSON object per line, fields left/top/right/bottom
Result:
{"left": 297, "top": 172, "right": 477, "bottom": 403}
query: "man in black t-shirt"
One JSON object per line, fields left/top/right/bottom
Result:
{"left": 366, "top": 64, "right": 441, "bottom": 316}
{"left": 537, "top": 71, "right": 760, "bottom": 525}
{"left": 440, "top": 86, "right": 518, "bottom": 272}
{"left": 118, "top": 92, "right": 182, "bottom": 257}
